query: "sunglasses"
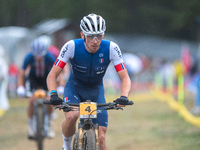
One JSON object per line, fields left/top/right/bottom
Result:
{"left": 85, "top": 34, "right": 103, "bottom": 42}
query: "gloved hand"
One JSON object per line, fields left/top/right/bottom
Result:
{"left": 50, "top": 93, "right": 63, "bottom": 105}
{"left": 114, "top": 96, "right": 129, "bottom": 105}
{"left": 57, "top": 86, "right": 64, "bottom": 96}
{"left": 17, "top": 86, "right": 26, "bottom": 97}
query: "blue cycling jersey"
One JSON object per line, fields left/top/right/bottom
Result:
{"left": 55, "top": 39, "right": 125, "bottom": 86}
{"left": 22, "top": 52, "right": 56, "bottom": 77}
{"left": 70, "top": 39, "right": 110, "bottom": 86}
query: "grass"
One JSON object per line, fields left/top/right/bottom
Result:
{"left": 0, "top": 92, "right": 200, "bottom": 150}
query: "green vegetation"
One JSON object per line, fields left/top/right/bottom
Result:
{"left": 1, "top": 1, "right": 200, "bottom": 40}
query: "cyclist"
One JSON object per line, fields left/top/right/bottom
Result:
{"left": 17, "top": 36, "right": 56, "bottom": 138}
{"left": 47, "top": 13, "right": 131, "bottom": 150}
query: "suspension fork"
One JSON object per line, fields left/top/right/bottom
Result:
{"left": 94, "top": 123, "right": 99, "bottom": 149}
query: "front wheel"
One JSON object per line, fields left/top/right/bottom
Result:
{"left": 72, "top": 130, "right": 97, "bottom": 150}
{"left": 84, "top": 130, "right": 96, "bottom": 150}
{"left": 72, "top": 132, "right": 79, "bottom": 150}
{"left": 36, "top": 105, "right": 44, "bottom": 150}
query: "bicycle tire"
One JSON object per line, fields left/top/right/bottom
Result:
{"left": 36, "top": 105, "right": 44, "bottom": 150}
{"left": 72, "top": 132, "right": 79, "bottom": 150}
{"left": 84, "top": 129, "right": 96, "bottom": 150}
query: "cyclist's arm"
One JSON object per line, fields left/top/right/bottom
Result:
{"left": 47, "top": 40, "right": 74, "bottom": 93}
{"left": 17, "top": 69, "right": 25, "bottom": 87}
{"left": 117, "top": 69, "right": 131, "bottom": 97}
{"left": 109, "top": 41, "right": 131, "bottom": 97}
{"left": 47, "top": 65, "right": 63, "bottom": 93}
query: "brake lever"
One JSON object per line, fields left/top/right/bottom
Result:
{"left": 116, "top": 107, "right": 123, "bottom": 111}
{"left": 54, "top": 103, "right": 70, "bottom": 110}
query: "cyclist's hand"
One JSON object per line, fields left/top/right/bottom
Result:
{"left": 17, "top": 86, "right": 26, "bottom": 97}
{"left": 50, "top": 94, "right": 63, "bottom": 105}
{"left": 114, "top": 96, "right": 129, "bottom": 105}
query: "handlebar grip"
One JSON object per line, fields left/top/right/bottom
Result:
{"left": 127, "top": 101, "right": 134, "bottom": 105}
{"left": 43, "top": 100, "right": 52, "bottom": 104}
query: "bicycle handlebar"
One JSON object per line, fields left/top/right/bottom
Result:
{"left": 43, "top": 100, "right": 134, "bottom": 106}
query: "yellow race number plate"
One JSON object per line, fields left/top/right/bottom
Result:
{"left": 80, "top": 102, "right": 97, "bottom": 118}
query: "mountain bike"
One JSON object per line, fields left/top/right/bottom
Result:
{"left": 31, "top": 89, "right": 49, "bottom": 150}
{"left": 44, "top": 99, "right": 133, "bottom": 150}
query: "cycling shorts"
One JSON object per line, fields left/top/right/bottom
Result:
{"left": 63, "top": 82, "right": 108, "bottom": 128}
{"left": 27, "top": 74, "right": 48, "bottom": 91}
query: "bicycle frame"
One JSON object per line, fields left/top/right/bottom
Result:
{"left": 32, "top": 89, "right": 49, "bottom": 150}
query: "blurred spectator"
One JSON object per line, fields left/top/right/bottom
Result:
{"left": 190, "top": 44, "right": 200, "bottom": 114}
{"left": 123, "top": 53, "right": 143, "bottom": 81}
{"left": 181, "top": 44, "right": 192, "bottom": 76}
{"left": 0, "top": 44, "right": 9, "bottom": 111}
{"left": 8, "top": 63, "right": 19, "bottom": 98}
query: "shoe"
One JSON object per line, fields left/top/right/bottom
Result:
{"left": 51, "top": 110, "right": 58, "bottom": 120}
{"left": 28, "top": 126, "right": 35, "bottom": 139}
{"left": 47, "top": 126, "right": 55, "bottom": 138}
{"left": 191, "top": 106, "right": 200, "bottom": 115}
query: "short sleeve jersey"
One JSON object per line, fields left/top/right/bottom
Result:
{"left": 54, "top": 39, "right": 126, "bottom": 86}
{"left": 22, "top": 52, "right": 56, "bottom": 77}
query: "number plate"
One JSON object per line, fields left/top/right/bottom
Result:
{"left": 80, "top": 102, "right": 97, "bottom": 118}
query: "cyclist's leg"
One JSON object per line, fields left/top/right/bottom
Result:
{"left": 26, "top": 75, "right": 37, "bottom": 137}
{"left": 99, "top": 126, "right": 107, "bottom": 150}
{"left": 62, "top": 83, "right": 80, "bottom": 150}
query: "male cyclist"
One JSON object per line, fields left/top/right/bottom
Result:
{"left": 47, "top": 13, "right": 131, "bottom": 150}
{"left": 17, "top": 36, "right": 56, "bottom": 138}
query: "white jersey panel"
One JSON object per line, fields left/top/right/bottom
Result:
{"left": 57, "top": 40, "right": 75, "bottom": 63}
{"left": 109, "top": 41, "right": 124, "bottom": 66}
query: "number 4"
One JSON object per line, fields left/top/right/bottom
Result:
{"left": 85, "top": 106, "right": 91, "bottom": 112}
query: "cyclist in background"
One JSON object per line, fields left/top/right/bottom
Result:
{"left": 17, "top": 36, "right": 56, "bottom": 138}
{"left": 47, "top": 13, "right": 131, "bottom": 150}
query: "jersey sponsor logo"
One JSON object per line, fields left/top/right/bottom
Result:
{"left": 99, "top": 58, "right": 104, "bottom": 63}
{"left": 96, "top": 70, "right": 105, "bottom": 74}
{"left": 60, "top": 45, "right": 68, "bottom": 58}
{"left": 96, "top": 66, "right": 105, "bottom": 71}
{"left": 114, "top": 62, "right": 126, "bottom": 72}
{"left": 54, "top": 59, "right": 66, "bottom": 69}
{"left": 99, "top": 53, "right": 104, "bottom": 57}
{"left": 97, "top": 110, "right": 102, "bottom": 114}
{"left": 96, "top": 66, "right": 105, "bottom": 74}
{"left": 114, "top": 46, "right": 122, "bottom": 58}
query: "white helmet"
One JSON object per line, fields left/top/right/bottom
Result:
{"left": 80, "top": 13, "right": 106, "bottom": 35}
{"left": 31, "top": 35, "right": 51, "bottom": 57}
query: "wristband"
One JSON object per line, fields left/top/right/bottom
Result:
{"left": 50, "top": 90, "right": 57, "bottom": 95}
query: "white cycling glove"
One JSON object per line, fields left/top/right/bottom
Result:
{"left": 17, "top": 86, "right": 26, "bottom": 97}
{"left": 57, "top": 86, "right": 64, "bottom": 96}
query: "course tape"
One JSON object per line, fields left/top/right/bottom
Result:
{"left": 152, "top": 90, "right": 200, "bottom": 127}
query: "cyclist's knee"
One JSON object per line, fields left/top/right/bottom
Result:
{"left": 99, "top": 133, "right": 106, "bottom": 144}
{"left": 64, "top": 111, "right": 79, "bottom": 123}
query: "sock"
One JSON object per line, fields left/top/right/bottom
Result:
{"left": 62, "top": 134, "right": 73, "bottom": 150}
{"left": 28, "top": 118, "right": 33, "bottom": 129}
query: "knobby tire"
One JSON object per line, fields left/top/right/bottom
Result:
{"left": 72, "top": 132, "right": 79, "bottom": 150}
{"left": 37, "top": 105, "right": 44, "bottom": 150}
{"left": 72, "top": 130, "right": 96, "bottom": 150}
{"left": 84, "top": 130, "right": 96, "bottom": 150}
